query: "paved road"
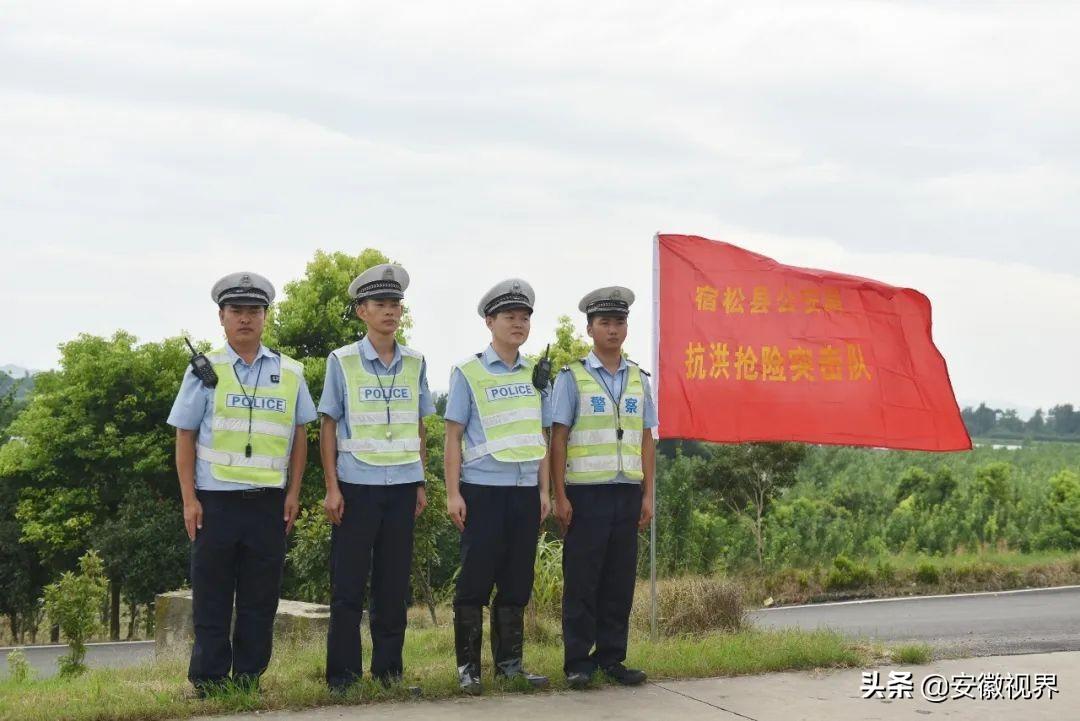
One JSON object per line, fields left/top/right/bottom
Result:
{"left": 0, "top": 640, "right": 155, "bottom": 680}
{"left": 749, "top": 585, "right": 1080, "bottom": 656}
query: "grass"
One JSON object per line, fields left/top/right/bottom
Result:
{"left": 891, "top": 643, "right": 933, "bottom": 665}
{"left": 748, "top": 549, "right": 1080, "bottom": 607}
{"left": 0, "top": 612, "right": 871, "bottom": 721}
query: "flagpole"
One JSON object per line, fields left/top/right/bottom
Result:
{"left": 649, "top": 233, "right": 660, "bottom": 642}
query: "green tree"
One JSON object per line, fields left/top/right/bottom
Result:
{"left": 0, "top": 483, "right": 48, "bottom": 642}
{"left": 93, "top": 485, "right": 189, "bottom": 637}
{"left": 0, "top": 333, "right": 189, "bottom": 639}
{"left": 43, "top": 550, "right": 108, "bottom": 676}
{"left": 0, "top": 382, "right": 29, "bottom": 443}
{"left": 1040, "top": 470, "right": 1080, "bottom": 550}
{"left": 544, "top": 314, "right": 593, "bottom": 371}
{"left": 698, "top": 443, "right": 808, "bottom": 568}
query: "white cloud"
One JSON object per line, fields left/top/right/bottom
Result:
{"left": 1, "top": 0, "right": 1078, "bottom": 412}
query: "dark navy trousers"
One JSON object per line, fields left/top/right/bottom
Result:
{"left": 325, "top": 482, "right": 417, "bottom": 687}
{"left": 561, "top": 483, "right": 642, "bottom": 675}
{"left": 188, "top": 488, "right": 286, "bottom": 687}
{"left": 454, "top": 483, "right": 540, "bottom": 608}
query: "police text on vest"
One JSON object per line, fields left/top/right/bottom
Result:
{"left": 359, "top": 387, "right": 414, "bottom": 401}
{"left": 485, "top": 383, "right": 536, "bottom": 402}
{"left": 226, "top": 394, "right": 288, "bottom": 413}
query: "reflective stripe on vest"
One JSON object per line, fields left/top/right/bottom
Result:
{"left": 334, "top": 342, "right": 423, "bottom": 467}
{"left": 206, "top": 349, "right": 302, "bottom": 487}
{"left": 565, "top": 361, "right": 645, "bottom": 484}
{"left": 456, "top": 355, "right": 546, "bottom": 463}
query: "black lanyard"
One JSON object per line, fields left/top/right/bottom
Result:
{"left": 371, "top": 352, "right": 399, "bottom": 440}
{"left": 231, "top": 356, "right": 265, "bottom": 458}
{"left": 594, "top": 362, "right": 625, "bottom": 440}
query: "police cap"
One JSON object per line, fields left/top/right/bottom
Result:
{"left": 211, "top": 272, "right": 275, "bottom": 307}
{"left": 478, "top": 278, "right": 535, "bottom": 317}
{"left": 348, "top": 263, "right": 410, "bottom": 302}
{"left": 579, "top": 286, "right": 635, "bottom": 317}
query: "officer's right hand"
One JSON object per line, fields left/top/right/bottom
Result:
{"left": 447, "top": 493, "right": 467, "bottom": 532}
{"left": 183, "top": 500, "right": 203, "bottom": 541}
{"left": 554, "top": 494, "right": 573, "bottom": 535}
{"left": 323, "top": 487, "right": 345, "bottom": 526}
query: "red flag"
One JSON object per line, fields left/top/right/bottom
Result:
{"left": 653, "top": 234, "right": 970, "bottom": 451}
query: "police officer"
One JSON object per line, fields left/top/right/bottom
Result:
{"left": 551, "top": 286, "right": 656, "bottom": 689}
{"left": 445, "top": 279, "right": 552, "bottom": 694}
{"left": 319, "top": 264, "right": 435, "bottom": 692}
{"left": 168, "top": 272, "right": 317, "bottom": 696}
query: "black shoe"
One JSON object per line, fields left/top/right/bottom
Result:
{"left": 454, "top": 604, "right": 484, "bottom": 695}
{"left": 491, "top": 605, "right": 549, "bottom": 689}
{"left": 602, "top": 664, "right": 647, "bottom": 686}
{"left": 567, "top": 671, "right": 593, "bottom": 690}
{"left": 458, "top": 668, "right": 482, "bottom": 696}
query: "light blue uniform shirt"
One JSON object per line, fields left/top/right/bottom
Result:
{"left": 551, "top": 350, "right": 657, "bottom": 485}
{"left": 445, "top": 345, "right": 552, "bottom": 487}
{"left": 167, "top": 343, "right": 318, "bottom": 491}
{"left": 318, "top": 337, "right": 436, "bottom": 485}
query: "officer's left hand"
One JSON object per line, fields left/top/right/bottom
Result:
{"left": 415, "top": 485, "right": 428, "bottom": 519}
{"left": 284, "top": 491, "right": 300, "bottom": 535}
{"left": 638, "top": 493, "right": 654, "bottom": 530}
{"left": 539, "top": 494, "right": 551, "bottom": 525}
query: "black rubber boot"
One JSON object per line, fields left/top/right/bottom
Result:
{"left": 491, "top": 605, "right": 549, "bottom": 689}
{"left": 453, "top": 604, "right": 483, "bottom": 695}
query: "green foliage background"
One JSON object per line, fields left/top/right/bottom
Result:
{"left": 2, "top": 246, "right": 1080, "bottom": 646}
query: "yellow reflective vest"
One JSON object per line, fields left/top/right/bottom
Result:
{"left": 195, "top": 348, "right": 303, "bottom": 487}
{"left": 332, "top": 342, "right": 423, "bottom": 467}
{"left": 456, "top": 354, "right": 546, "bottom": 463}
{"left": 565, "top": 361, "right": 645, "bottom": 484}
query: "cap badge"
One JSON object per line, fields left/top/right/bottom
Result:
{"left": 382, "top": 268, "right": 395, "bottom": 280}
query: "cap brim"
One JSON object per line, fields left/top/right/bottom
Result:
{"left": 483, "top": 301, "right": 533, "bottom": 316}
{"left": 358, "top": 290, "right": 404, "bottom": 301}
{"left": 218, "top": 294, "right": 269, "bottom": 306}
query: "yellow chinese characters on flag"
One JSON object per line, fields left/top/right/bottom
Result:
{"left": 654, "top": 234, "right": 971, "bottom": 451}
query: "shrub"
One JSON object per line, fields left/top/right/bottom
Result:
{"left": 632, "top": 575, "right": 744, "bottom": 635}
{"left": 914, "top": 561, "right": 940, "bottom": 585}
{"left": 43, "top": 550, "right": 108, "bottom": 677}
{"left": 874, "top": 559, "right": 896, "bottom": 585}
{"left": 824, "top": 554, "right": 874, "bottom": 591}
{"left": 284, "top": 505, "right": 331, "bottom": 604}
{"left": 6, "top": 648, "right": 33, "bottom": 683}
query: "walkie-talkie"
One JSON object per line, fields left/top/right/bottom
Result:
{"left": 185, "top": 338, "right": 218, "bottom": 388}
{"left": 532, "top": 344, "right": 552, "bottom": 391}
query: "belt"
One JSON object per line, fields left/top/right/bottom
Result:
{"left": 198, "top": 487, "right": 283, "bottom": 499}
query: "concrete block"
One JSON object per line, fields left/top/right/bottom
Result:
{"left": 154, "top": 590, "right": 330, "bottom": 656}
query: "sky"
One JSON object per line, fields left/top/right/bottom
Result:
{"left": 2, "top": 1, "right": 1078, "bottom": 412}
